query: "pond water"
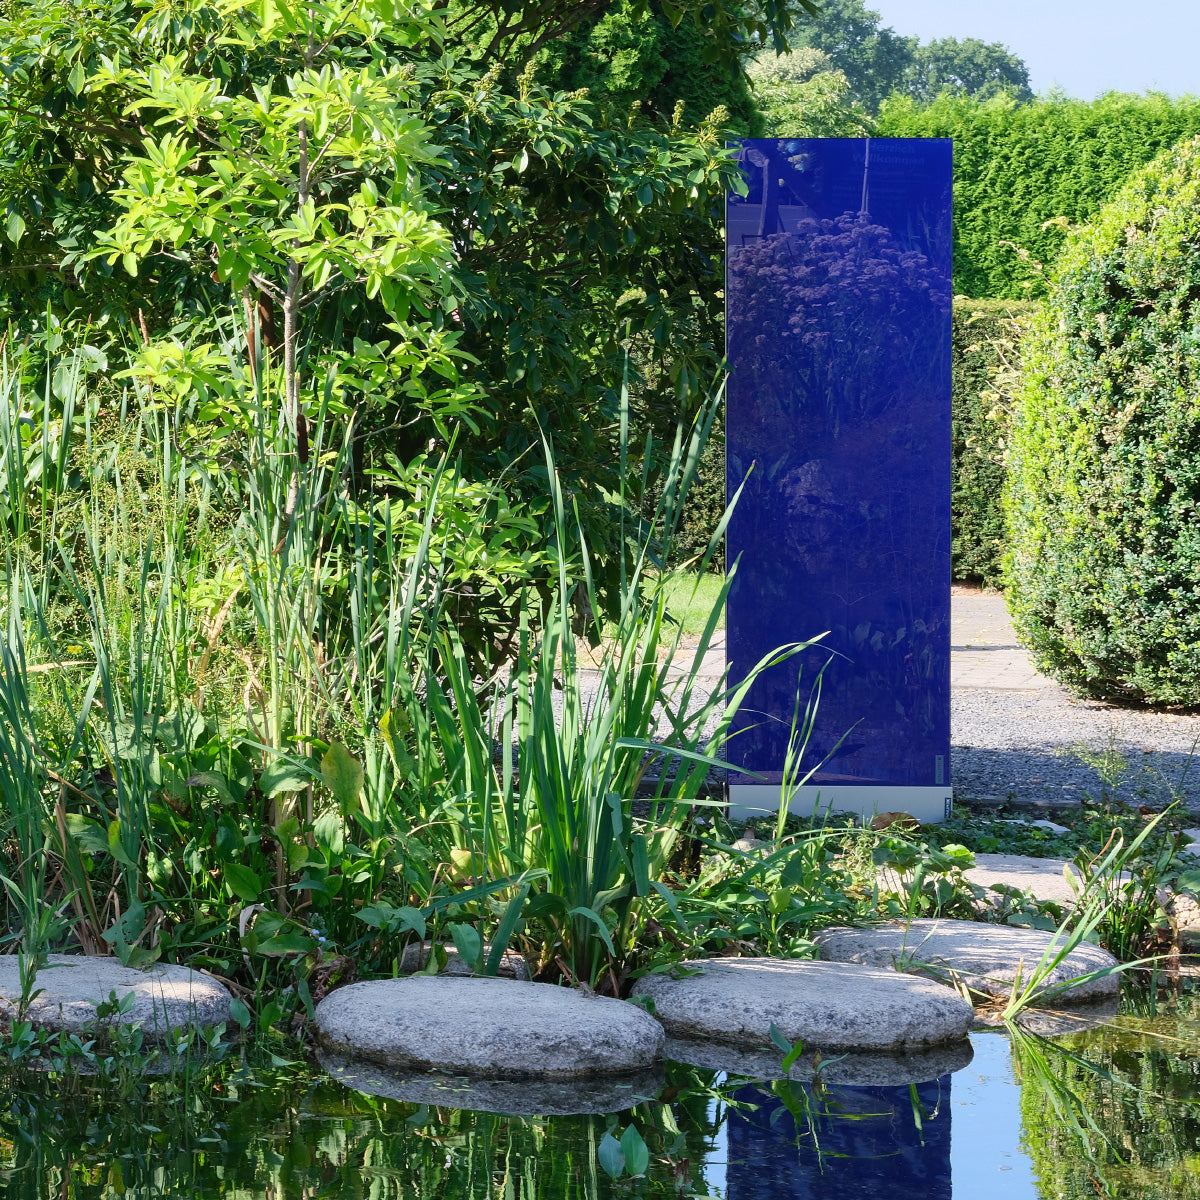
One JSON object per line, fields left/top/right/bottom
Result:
{"left": 3, "top": 977, "right": 1199, "bottom": 1199}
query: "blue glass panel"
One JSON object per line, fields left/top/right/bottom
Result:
{"left": 725, "top": 1078, "right": 953, "bottom": 1200}
{"left": 725, "top": 139, "right": 953, "bottom": 791}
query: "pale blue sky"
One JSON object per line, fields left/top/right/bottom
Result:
{"left": 869, "top": 0, "right": 1200, "bottom": 100}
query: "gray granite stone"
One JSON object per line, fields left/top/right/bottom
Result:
{"left": 0, "top": 954, "right": 231, "bottom": 1039}
{"left": 964, "top": 853, "right": 1085, "bottom": 905}
{"left": 816, "top": 918, "right": 1120, "bottom": 1004}
{"left": 634, "top": 957, "right": 974, "bottom": 1051}
{"left": 314, "top": 976, "right": 664, "bottom": 1080}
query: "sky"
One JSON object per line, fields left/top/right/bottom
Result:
{"left": 868, "top": 0, "right": 1200, "bottom": 100}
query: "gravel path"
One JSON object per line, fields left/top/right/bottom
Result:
{"left": 950, "top": 589, "right": 1200, "bottom": 811}
{"left": 951, "top": 687, "right": 1200, "bottom": 811}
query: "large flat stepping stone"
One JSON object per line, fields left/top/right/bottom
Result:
{"left": 0, "top": 955, "right": 231, "bottom": 1039}
{"left": 965, "top": 853, "right": 1085, "bottom": 905}
{"left": 318, "top": 1052, "right": 663, "bottom": 1116}
{"left": 635, "top": 957, "right": 973, "bottom": 1051}
{"left": 816, "top": 918, "right": 1120, "bottom": 1004}
{"left": 314, "top": 976, "right": 664, "bottom": 1080}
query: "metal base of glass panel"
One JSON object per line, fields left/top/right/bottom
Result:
{"left": 728, "top": 785, "right": 953, "bottom": 825}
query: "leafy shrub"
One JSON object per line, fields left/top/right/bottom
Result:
{"left": 1004, "top": 136, "right": 1200, "bottom": 704}
{"left": 951, "top": 298, "right": 1038, "bottom": 581}
{"left": 878, "top": 91, "right": 1200, "bottom": 299}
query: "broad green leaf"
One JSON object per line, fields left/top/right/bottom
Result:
{"left": 64, "top": 813, "right": 108, "bottom": 856}
{"left": 620, "top": 1125, "right": 649, "bottom": 1177}
{"left": 253, "top": 930, "right": 316, "bottom": 956}
{"left": 597, "top": 1132, "right": 625, "bottom": 1179}
{"left": 447, "top": 922, "right": 482, "bottom": 968}
{"left": 106, "top": 820, "right": 139, "bottom": 870}
{"left": 313, "top": 812, "right": 345, "bottom": 856}
{"left": 769, "top": 1021, "right": 792, "bottom": 1056}
{"left": 322, "top": 740, "right": 363, "bottom": 811}
{"left": 260, "top": 760, "right": 313, "bottom": 798}
{"left": 224, "top": 862, "right": 263, "bottom": 902}
{"left": 185, "top": 771, "right": 235, "bottom": 805}
{"left": 5, "top": 211, "right": 24, "bottom": 245}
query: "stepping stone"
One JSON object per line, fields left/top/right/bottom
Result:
{"left": 318, "top": 1051, "right": 663, "bottom": 1116}
{"left": 964, "top": 853, "right": 1084, "bottom": 905}
{"left": 662, "top": 1035, "right": 973, "bottom": 1087}
{"left": 0, "top": 955, "right": 232, "bottom": 1039}
{"left": 313, "top": 976, "right": 664, "bottom": 1080}
{"left": 816, "top": 918, "right": 1120, "bottom": 1004}
{"left": 634, "top": 957, "right": 973, "bottom": 1051}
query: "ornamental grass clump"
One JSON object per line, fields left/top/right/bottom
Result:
{"left": 1004, "top": 136, "right": 1200, "bottom": 705}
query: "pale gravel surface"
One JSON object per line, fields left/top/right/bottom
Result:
{"left": 951, "top": 681, "right": 1200, "bottom": 811}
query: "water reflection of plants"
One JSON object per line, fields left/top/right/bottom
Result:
{"left": 0, "top": 1056, "right": 813, "bottom": 1199}
{"left": 1015, "top": 981, "right": 1200, "bottom": 1200}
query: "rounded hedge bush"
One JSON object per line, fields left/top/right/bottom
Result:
{"left": 1004, "top": 136, "right": 1200, "bottom": 705}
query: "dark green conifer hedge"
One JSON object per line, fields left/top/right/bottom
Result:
{"left": 1004, "top": 137, "right": 1200, "bottom": 704}
{"left": 877, "top": 92, "right": 1200, "bottom": 299}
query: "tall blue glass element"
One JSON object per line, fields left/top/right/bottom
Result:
{"left": 725, "top": 139, "right": 953, "bottom": 821}
{"left": 725, "top": 1078, "right": 953, "bottom": 1199}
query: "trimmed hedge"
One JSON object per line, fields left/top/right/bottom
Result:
{"left": 952, "top": 298, "right": 1037, "bottom": 582}
{"left": 1004, "top": 136, "right": 1200, "bottom": 705}
{"left": 877, "top": 92, "right": 1200, "bottom": 300}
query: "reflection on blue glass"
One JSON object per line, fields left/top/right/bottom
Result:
{"left": 725, "top": 1078, "right": 952, "bottom": 1200}
{"left": 725, "top": 138, "right": 953, "bottom": 790}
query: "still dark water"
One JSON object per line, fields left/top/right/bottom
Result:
{"left": 3, "top": 978, "right": 1199, "bottom": 1199}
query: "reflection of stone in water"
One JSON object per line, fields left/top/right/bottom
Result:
{"left": 664, "top": 1035, "right": 972, "bottom": 1088}
{"left": 316, "top": 1051, "right": 664, "bottom": 1117}
{"left": 726, "top": 1077, "right": 952, "bottom": 1200}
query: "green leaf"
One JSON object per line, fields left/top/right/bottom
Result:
{"left": 229, "top": 998, "right": 251, "bottom": 1029}
{"left": 447, "top": 922, "right": 482, "bottom": 969}
{"left": 313, "top": 812, "right": 344, "bottom": 856}
{"left": 67, "top": 60, "right": 86, "bottom": 96}
{"left": 224, "top": 862, "right": 263, "bottom": 903}
{"left": 5, "top": 211, "right": 24, "bottom": 246}
{"left": 106, "top": 819, "right": 139, "bottom": 870}
{"left": 597, "top": 1132, "right": 625, "bottom": 1179}
{"left": 485, "top": 883, "right": 530, "bottom": 976}
{"left": 566, "top": 906, "right": 615, "bottom": 956}
{"left": 769, "top": 1021, "right": 792, "bottom": 1056}
{"left": 1175, "top": 869, "right": 1200, "bottom": 896}
{"left": 620, "top": 1125, "right": 649, "bottom": 1177}
{"left": 524, "top": 891, "right": 567, "bottom": 921}
{"left": 64, "top": 813, "right": 108, "bottom": 856}
{"left": 260, "top": 760, "right": 313, "bottom": 798}
{"left": 122, "top": 253, "right": 138, "bottom": 278}
{"left": 185, "top": 771, "right": 235, "bottom": 805}
{"left": 322, "top": 741, "right": 363, "bottom": 812}
{"left": 253, "top": 930, "right": 316, "bottom": 956}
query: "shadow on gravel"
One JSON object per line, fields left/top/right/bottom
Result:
{"left": 951, "top": 745, "right": 1200, "bottom": 809}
